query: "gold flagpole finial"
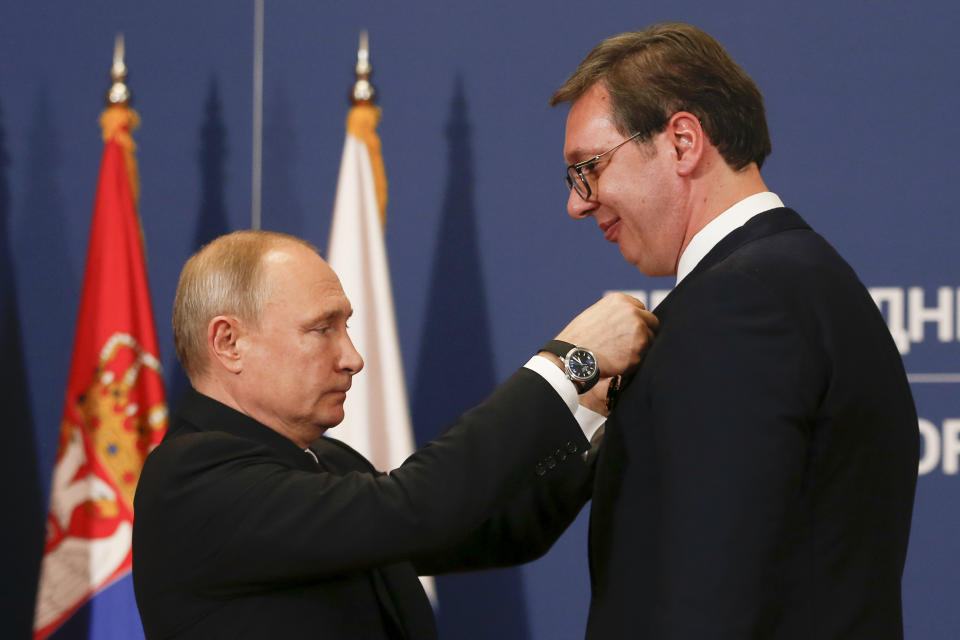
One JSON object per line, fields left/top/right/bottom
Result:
{"left": 107, "top": 33, "right": 131, "bottom": 106}
{"left": 351, "top": 30, "right": 375, "bottom": 105}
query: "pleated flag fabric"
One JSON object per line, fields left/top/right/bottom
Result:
{"left": 33, "top": 103, "right": 167, "bottom": 639}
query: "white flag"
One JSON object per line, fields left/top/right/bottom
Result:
{"left": 327, "top": 105, "right": 436, "bottom": 605}
{"left": 326, "top": 107, "right": 414, "bottom": 473}
{"left": 327, "top": 105, "right": 437, "bottom": 608}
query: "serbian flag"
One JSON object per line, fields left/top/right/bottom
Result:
{"left": 33, "top": 102, "right": 167, "bottom": 638}
{"left": 326, "top": 103, "right": 435, "bottom": 603}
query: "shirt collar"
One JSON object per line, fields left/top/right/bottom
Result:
{"left": 675, "top": 191, "right": 784, "bottom": 285}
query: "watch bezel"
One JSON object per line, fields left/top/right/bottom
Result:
{"left": 562, "top": 346, "right": 599, "bottom": 393}
{"left": 563, "top": 346, "right": 597, "bottom": 381}
{"left": 540, "top": 340, "right": 600, "bottom": 394}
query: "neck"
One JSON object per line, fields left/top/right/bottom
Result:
{"left": 193, "top": 375, "right": 325, "bottom": 448}
{"left": 679, "top": 161, "right": 768, "bottom": 259}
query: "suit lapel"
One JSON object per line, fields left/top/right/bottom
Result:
{"left": 689, "top": 207, "right": 809, "bottom": 277}
{"left": 654, "top": 208, "right": 810, "bottom": 320}
{"left": 312, "top": 438, "right": 436, "bottom": 639}
{"left": 374, "top": 564, "right": 437, "bottom": 640}
{"left": 367, "top": 568, "right": 409, "bottom": 639}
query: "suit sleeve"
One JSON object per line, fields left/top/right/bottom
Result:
{"left": 647, "top": 270, "right": 823, "bottom": 637}
{"left": 410, "top": 438, "right": 594, "bottom": 574}
{"left": 134, "top": 368, "right": 587, "bottom": 594}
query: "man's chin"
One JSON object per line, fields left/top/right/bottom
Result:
{"left": 618, "top": 245, "right": 650, "bottom": 274}
{"left": 318, "top": 409, "right": 346, "bottom": 430}
{"left": 621, "top": 247, "right": 672, "bottom": 278}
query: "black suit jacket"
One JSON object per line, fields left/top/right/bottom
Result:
{"left": 133, "top": 368, "right": 593, "bottom": 639}
{"left": 586, "top": 209, "right": 919, "bottom": 639}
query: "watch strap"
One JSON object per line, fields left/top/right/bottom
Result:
{"left": 541, "top": 339, "right": 599, "bottom": 394}
{"left": 541, "top": 339, "right": 576, "bottom": 360}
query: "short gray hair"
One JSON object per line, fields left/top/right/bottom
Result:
{"left": 172, "top": 230, "right": 316, "bottom": 380}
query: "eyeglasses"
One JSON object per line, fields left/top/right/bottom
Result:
{"left": 565, "top": 131, "right": 643, "bottom": 201}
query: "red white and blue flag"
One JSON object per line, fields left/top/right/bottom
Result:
{"left": 33, "top": 92, "right": 167, "bottom": 638}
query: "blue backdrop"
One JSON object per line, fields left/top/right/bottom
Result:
{"left": 1, "top": 1, "right": 957, "bottom": 638}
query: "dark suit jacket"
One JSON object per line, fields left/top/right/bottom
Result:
{"left": 133, "top": 368, "right": 593, "bottom": 639}
{"left": 586, "top": 209, "right": 919, "bottom": 639}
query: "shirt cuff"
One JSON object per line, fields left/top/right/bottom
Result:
{"left": 524, "top": 355, "right": 602, "bottom": 441}
{"left": 575, "top": 405, "right": 606, "bottom": 443}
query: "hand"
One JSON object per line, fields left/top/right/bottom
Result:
{"left": 579, "top": 376, "right": 615, "bottom": 416}
{"left": 555, "top": 293, "right": 657, "bottom": 378}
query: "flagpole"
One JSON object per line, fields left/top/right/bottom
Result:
{"left": 349, "top": 31, "right": 388, "bottom": 226}
{"left": 107, "top": 34, "right": 130, "bottom": 106}
{"left": 251, "top": 0, "right": 264, "bottom": 229}
{"left": 353, "top": 30, "right": 374, "bottom": 105}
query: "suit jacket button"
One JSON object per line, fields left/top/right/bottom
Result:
{"left": 566, "top": 441, "right": 579, "bottom": 454}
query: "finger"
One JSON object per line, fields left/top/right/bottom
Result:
{"left": 638, "top": 309, "right": 659, "bottom": 331}
{"left": 609, "top": 291, "right": 647, "bottom": 311}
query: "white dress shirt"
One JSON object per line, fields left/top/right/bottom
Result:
{"left": 676, "top": 192, "right": 784, "bottom": 285}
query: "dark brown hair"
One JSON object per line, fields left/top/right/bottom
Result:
{"left": 551, "top": 22, "right": 771, "bottom": 170}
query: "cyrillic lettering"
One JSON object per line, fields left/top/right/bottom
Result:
{"left": 651, "top": 290, "right": 672, "bottom": 310}
{"left": 908, "top": 286, "right": 953, "bottom": 343}
{"left": 942, "top": 419, "right": 960, "bottom": 475}
{"left": 917, "top": 419, "right": 940, "bottom": 476}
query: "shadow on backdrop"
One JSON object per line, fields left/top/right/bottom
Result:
{"left": 0, "top": 95, "right": 45, "bottom": 640}
{"left": 412, "top": 77, "right": 532, "bottom": 640}
{"left": 18, "top": 86, "right": 79, "bottom": 483}
{"left": 18, "top": 87, "right": 88, "bottom": 639}
{"left": 262, "top": 81, "right": 304, "bottom": 237}
{"left": 166, "top": 77, "right": 233, "bottom": 406}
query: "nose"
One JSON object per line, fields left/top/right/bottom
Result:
{"left": 567, "top": 187, "right": 595, "bottom": 220}
{"left": 340, "top": 334, "right": 364, "bottom": 375}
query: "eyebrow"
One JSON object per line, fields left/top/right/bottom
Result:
{"left": 308, "top": 307, "right": 353, "bottom": 326}
{"left": 565, "top": 146, "right": 601, "bottom": 165}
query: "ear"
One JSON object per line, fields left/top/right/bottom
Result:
{"left": 208, "top": 315, "right": 245, "bottom": 375}
{"left": 666, "top": 111, "right": 704, "bottom": 177}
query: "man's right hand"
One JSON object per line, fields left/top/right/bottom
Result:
{"left": 552, "top": 293, "right": 658, "bottom": 378}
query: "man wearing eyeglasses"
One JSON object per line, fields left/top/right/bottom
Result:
{"left": 550, "top": 22, "right": 919, "bottom": 639}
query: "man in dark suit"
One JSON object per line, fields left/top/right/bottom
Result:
{"left": 549, "top": 22, "right": 919, "bottom": 639}
{"left": 132, "top": 230, "right": 655, "bottom": 638}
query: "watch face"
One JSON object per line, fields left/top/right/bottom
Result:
{"left": 567, "top": 348, "right": 597, "bottom": 381}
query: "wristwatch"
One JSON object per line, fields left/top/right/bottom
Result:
{"left": 541, "top": 339, "right": 599, "bottom": 394}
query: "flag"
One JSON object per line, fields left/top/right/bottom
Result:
{"left": 327, "top": 105, "right": 412, "bottom": 472}
{"left": 33, "top": 101, "right": 168, "bottom": 638}
{"left": 326, "top": 103, "right": 436, "bottom": 603}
